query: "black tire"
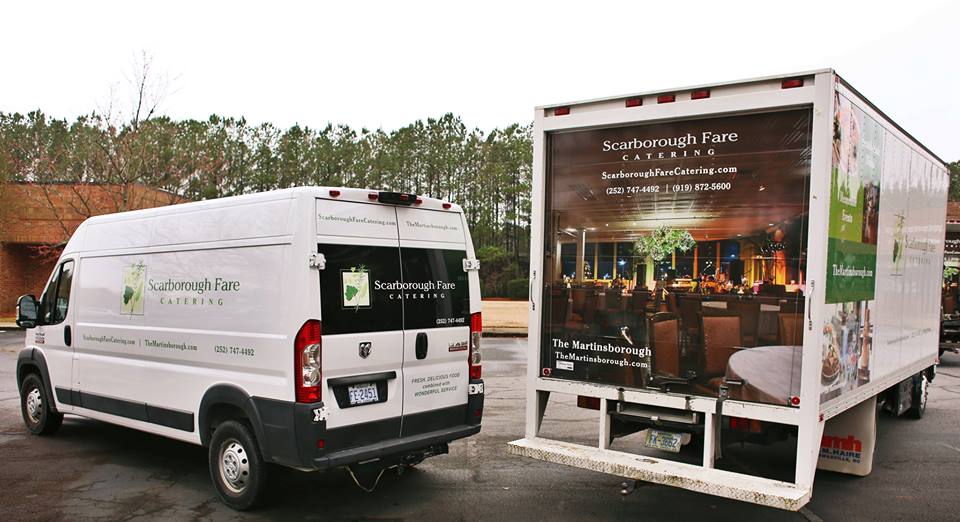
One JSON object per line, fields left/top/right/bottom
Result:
{"left": 20, "top": 373, "right": 63, "bottom": 435}
{"left": 906, "top": 372, "right": 928, "bottom": 419}
{"left": 208, "top": 420, "right": 266, "bottom": 510}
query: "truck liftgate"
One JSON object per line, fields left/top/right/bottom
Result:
{"left": 508, "top": 437, "right": 809, "bottom": 511}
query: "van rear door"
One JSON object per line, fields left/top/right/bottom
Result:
{"left": 316, "top": 199, "right": 404, "bottom": 449}
{"left": 395, "top": 207, "right": 472, "bottom": 436}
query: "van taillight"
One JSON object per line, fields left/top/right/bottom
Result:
{"left": 469, "top": 312, "right": 482, "bottom": 380}
{"left": 295, "top": 320, "right": 322, "bottom": 403}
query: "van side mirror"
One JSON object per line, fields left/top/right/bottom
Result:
{"left": 16, "top": 294, "right": 38, "bottom": 328}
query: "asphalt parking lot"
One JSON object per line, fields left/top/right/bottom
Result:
{"left": 1, "top": 329, "right": 958, "bottom": 521}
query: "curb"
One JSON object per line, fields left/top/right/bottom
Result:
{"left": 483, "top": 330, "right": 528, "bottom": 338}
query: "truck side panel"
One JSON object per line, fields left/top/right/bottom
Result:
{"left": 819, "top": 78, "right": 947, "bottom": 408}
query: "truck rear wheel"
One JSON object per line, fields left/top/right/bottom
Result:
{"left": 209, "top": 420, "right": 266, "bottom": 510}
{"left": 906, "top": 372, "right": 928, "bottom": 419}
{"left": 20, "top": 373, "right": 62, "bottom": 435}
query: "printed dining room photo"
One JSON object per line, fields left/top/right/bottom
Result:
{"left": 541, "top": 108, "right": 813, "bottom": 406}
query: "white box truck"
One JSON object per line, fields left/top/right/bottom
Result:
{"left": 508, "top": 69, "right": 949, "bottom": 510}
{"left": 14, "top": 187, "right": 485, "bottom": 510}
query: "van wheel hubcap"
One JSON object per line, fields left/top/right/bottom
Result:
{"left": 218, "top": 439, "right": 249, "bottom": 493}
{"left": 25, "top": 388, "right": 42, "bottom": 424}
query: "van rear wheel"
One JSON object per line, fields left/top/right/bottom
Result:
{"left": 209, "top": 420, "right": 265, "bottom": 510}
{"left": 20, "top": 373, "right": 62, "bottom": 435}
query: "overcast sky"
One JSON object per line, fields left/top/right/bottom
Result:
{"left": 3, "top": 1, "right": 957, "bottom": 161}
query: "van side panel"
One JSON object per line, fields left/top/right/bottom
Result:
{"left": 72, "top": 243, "right": 293, "bottom": 440}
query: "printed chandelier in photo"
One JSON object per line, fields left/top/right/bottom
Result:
{"left": 634, "top": 226, "right": 696, "bottom": 261}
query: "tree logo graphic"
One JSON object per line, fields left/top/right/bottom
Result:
{"left": 341, "top": 265, "right": 371, "bottom": 310}
{"left": 121, "top": 260, "right": 146, "bottom": 315}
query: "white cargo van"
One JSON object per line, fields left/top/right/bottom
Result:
{"left": 509, "top": 70, "right": 949, "bottom": 510}
{"left": 14, "top": 187, "right": 484, "bottom": 510}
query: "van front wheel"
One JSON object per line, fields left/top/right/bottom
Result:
{"left": 20, "top": 373, "right": 62, "bottom": 435}
{"left": 209, "top": 420, "right": 265, "bottom": 510}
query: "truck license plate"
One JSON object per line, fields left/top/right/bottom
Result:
{"left": 347, "top": 383, "right": 379, "bottom": 405}
{"left": 644, "top": 429, "right": 683, "bottom": 453}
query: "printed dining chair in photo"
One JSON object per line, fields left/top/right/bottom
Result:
{"left": 665, "top": 291, "right": 678, "bottom": 314}
{"left": 779, "top": 298, "right": 805, "bottom": 315}
{"left": 604, "top": 289, "right": 626, "bottom": 334}
{"left": 728, "top": 300, "right": 760, "bottom": 347}
{"left": 677, "top": 295, "right": 702, "bottom": 351}
{"left": 648, "top": 312, "right": 682, "bottom": 379}
{"left": 549, "top": 286, "right": 570, "bottom": 330}
{"left": 571, "top": 287, "right": 589, "bottom": 320}
{"left": 700, "top": 308, "right": 743, "bottom": 378}
{"left": 630, "top": 290, "right": 651, "bottom": 342}
{"left": 581, "top": 290, "right": 599, "bottom": 329}
{"left": 631, "top": 290, "right": 650, "bottom": 314}
{"left": 779, "top": 313, "right": 804, "bottom": 346}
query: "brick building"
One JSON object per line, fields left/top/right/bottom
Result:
{"left": 0, "top": 183, "right": 188, "bottom": 316}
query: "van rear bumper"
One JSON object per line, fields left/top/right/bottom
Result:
{"left": 251, "top": 378, "right": 483, "bottom": 470}
{"left": 311, "top": 423, "right": 480, "bottom": 471}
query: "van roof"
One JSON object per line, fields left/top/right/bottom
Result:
{"left": 63, "top": 187, "right": 466, "bottom": 255}
{"left": 80, "top": 186, "right": 465, "bottom": 227}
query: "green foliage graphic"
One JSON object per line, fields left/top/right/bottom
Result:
{"left": 344, "top": 285, "right": 359, "bottom": 302}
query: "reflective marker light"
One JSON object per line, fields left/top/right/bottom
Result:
{"left": 328, "top": 189, "right": 341, "bottom": 197}
{"left": 657, "top": 94, "right": 676, "bottom": 104}
{"left": 442, "top": 202, "right": 452, "bottom": 209}
{"left": 625, "top": 98, "right": 642, "bottom": 107}
{"left": 691, "top": 89, "right": 710, "bottom": 100}
{"left": 368, "top": 193, "right": 379, "bottom": 201}
{"left": 415, "top": 197, "right": 423, "bottom": 205}
{"left": 782, "top": 78, "right": 804, "bottom": 89}
{"left": 553, "top": 106, "right": 570, "bottom": 116}
{"left": 577, "top": 395, "right": 601, "bottom": 410}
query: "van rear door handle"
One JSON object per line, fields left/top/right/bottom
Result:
{"left": 415, "top": 332, "right": 428, "bottom": 360}
{"left": 64, "top": 325, "right": 72, "bottom": 347}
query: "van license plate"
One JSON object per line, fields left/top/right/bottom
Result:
{"left": 347, "top": 383, "right": 379, "bottom": 405}
{"left": 644, "top": 429, "right": 683, "bottom": 453}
